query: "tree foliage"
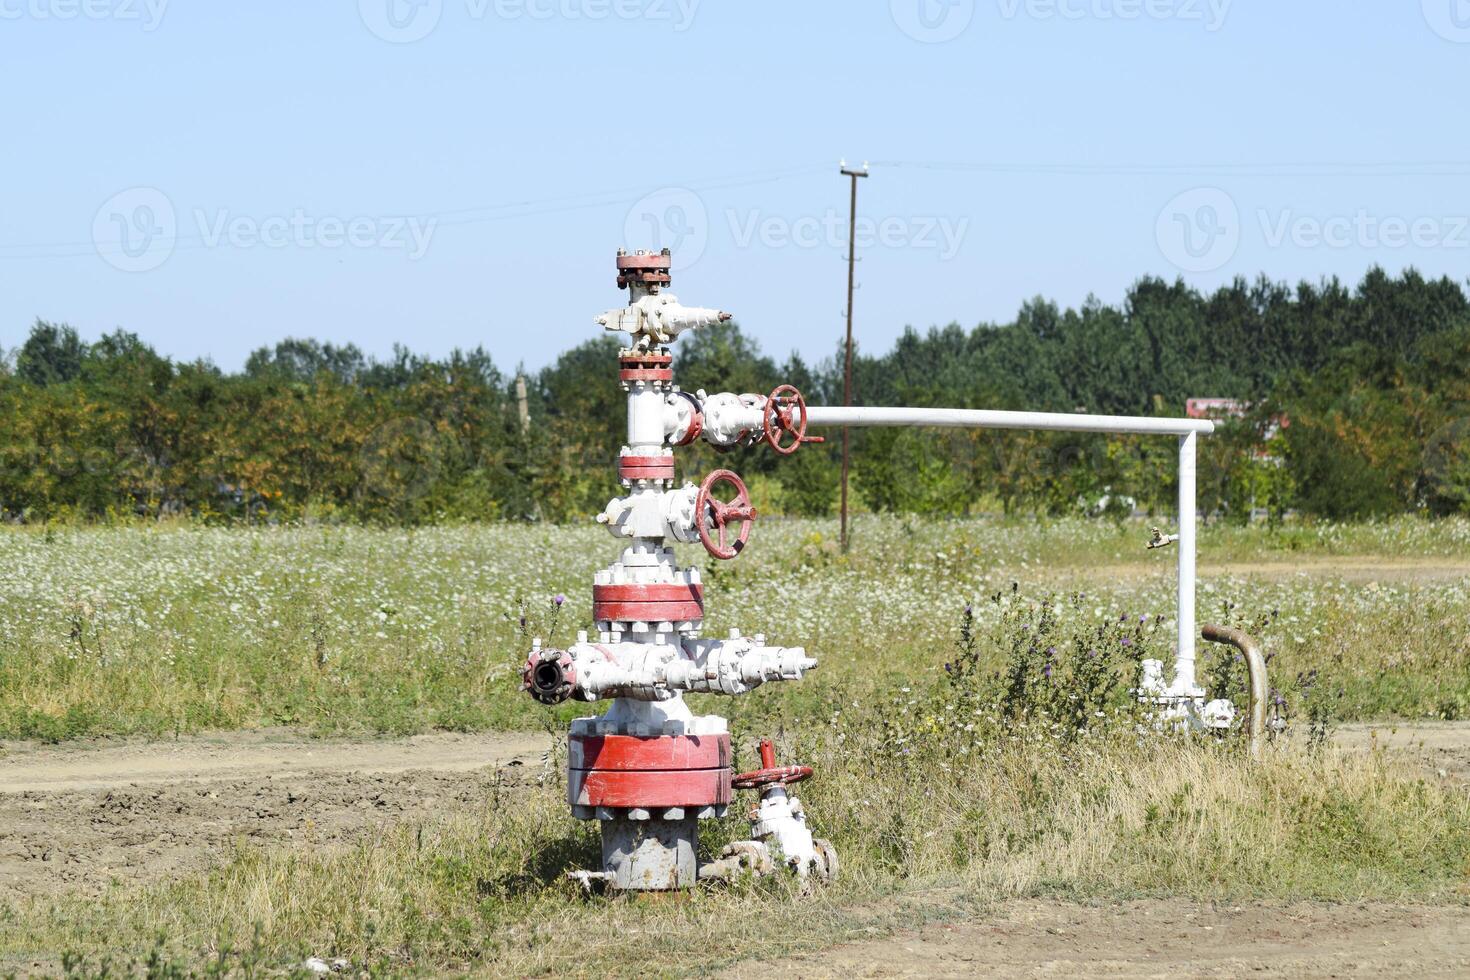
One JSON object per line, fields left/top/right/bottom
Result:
{"left": 3, "top": 267, "right": 1469, "bottom": 523}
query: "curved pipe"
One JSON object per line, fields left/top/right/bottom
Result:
{"left": 1200, "top": 624, "right": 1268, "bottom": 758}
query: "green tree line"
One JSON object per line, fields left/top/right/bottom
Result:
{"left": 3, "top": 266, "right": 1469, "bottom": 524}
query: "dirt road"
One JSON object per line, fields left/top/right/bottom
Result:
{"left": 0, "top": 730, "right": 548, "bottom": 898}
{"left": 721, "top": 899, "right": 1470, "bottom": 979}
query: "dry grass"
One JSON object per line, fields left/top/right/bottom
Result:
{"left": 7, "top": 719, "right": 1467, "bottom": 977}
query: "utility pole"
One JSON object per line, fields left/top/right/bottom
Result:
{"left": 838, "top": 161, "right": 868, "bottom": 553}
{"left": 515, "top": 375, "right": 531, "bottom": 434}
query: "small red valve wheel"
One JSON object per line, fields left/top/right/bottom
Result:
{"left": 696, "top": 468, "right": 757, "bottom": 560}
{"left": 731, "top": 738, "right": 814, "bottom": 790}
{"left": 762, "top": 384, "right": 810, "bottom": 456}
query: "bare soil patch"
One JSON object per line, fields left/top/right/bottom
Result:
{"left": 0, "top": 730, "right": 548, "bottom": 898}
{"left": 721, "top": 898, "right": 1470, "bottom": 979}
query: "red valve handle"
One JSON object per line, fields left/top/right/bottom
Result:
{"left": 763, "top": 384, "right": 812, "bottom": 456}
{"left": 696, "top": 469, "right": 756, "bottom": 560}
{"left": 732, "top": 738, "right": 813, "bottom": 790}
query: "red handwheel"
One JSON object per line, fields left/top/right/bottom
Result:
{"left": 763, "top": 384, "right": 810, "bottom": 456}
{"left": 696, "top": 469, "right": 757, "bottom": 560}
{"left": 732, "top": 737, "right": 813, "bottom": 790}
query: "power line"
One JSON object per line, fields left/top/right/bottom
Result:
{"left": 0, "top": 163, "right": 833, "bottom": 260}
{"left": 870, "top": 159, "right": 1470, "bottom": 177}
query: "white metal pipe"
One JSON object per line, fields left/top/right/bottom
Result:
{"left": 804, "top": 406, "right": 1215, "bottom": 437}
{"left": 803, "top": 402, "right": 1211, "bottom": 699}
{"left": 627, "top": 388, "right": 667, "bottom": 449}
{"left": 1175, "top": 431, "right": 1199, "bottom": 695}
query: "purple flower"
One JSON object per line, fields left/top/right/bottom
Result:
{"left": 1042, "top": 663, "right": 1053, "bottom": 680}
{"left": 1046, "top": 646, "right": 1056, "bottom": 656}
{"left": 553, "top": 594, "right": 565, "bottom": 607}
{"left": 1120, "top": 637, "right": 1133, "bottom": 647}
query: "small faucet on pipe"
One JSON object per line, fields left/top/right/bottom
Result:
{"left": 1147, "top": 526, "right": 1179, "bottom": 550}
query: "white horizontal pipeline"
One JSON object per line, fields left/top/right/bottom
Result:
{"left": 804, "top": 406, "right": 1215, "bottom": 437}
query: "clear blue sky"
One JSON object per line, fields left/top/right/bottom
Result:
{"left": 2, "top": 1, "right": 1468, "bottom": 373}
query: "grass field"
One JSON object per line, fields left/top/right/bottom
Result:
{"left": 1, "top": 516, "right": 1468, "bottom": 976}
{"left": 1, "top": 515, "right": 1467, "bottom": 741}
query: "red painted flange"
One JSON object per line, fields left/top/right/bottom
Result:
{"left": 592, "top": 583, "right": 704, "bottom": 623}
{"left": 616, "top": 252, "right": 673, "bottom": 289}
{"left": 620, "top": 367, "right": 674, "bottom": 384}
{"left": 568, "top": 768, "right": 733, "bottom": 808}
{"left": 618, "top": 455, "right": 676, "bottom": 481}
{"left": 671, "top": 391, "right": 704, "bottom": 447}
{"left": 569, "top": 733, "right": 731, "bottom": 772}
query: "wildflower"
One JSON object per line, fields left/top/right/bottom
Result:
{"left": 553, "top": 594, "right": 565, "bottom": 606}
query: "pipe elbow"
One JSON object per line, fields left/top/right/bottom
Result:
{"left": 1201, "top": 624, "right": 1269, "bottom": 758}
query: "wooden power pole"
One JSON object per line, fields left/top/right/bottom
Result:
{"left": 839, "top": 161, "right": 868, "bottom": 553}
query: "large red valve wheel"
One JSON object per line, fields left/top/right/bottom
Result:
{"left": 695, "top": 469, "right": 757, "bottom": 560}
{"left": 762, "top": 384, "right": 809, "bottom": 456}
{"left": 732, "top": 738, "right": 813, "bottom": 790}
